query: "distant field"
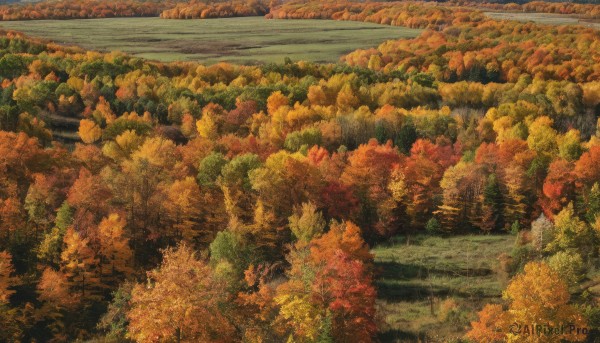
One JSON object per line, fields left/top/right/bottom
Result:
{"left": 0, "top": 17, "right": 422, "bottom": 65}
{"left": 485, "top": 11, "right": 600, "bottom": 29}
{"left": 373, "top": 234, "right": 514, "bottom": 342}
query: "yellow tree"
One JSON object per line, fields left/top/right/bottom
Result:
{"left": 97, "top": 213, "right": 133, "bottom": 287}
{"left": 127, "top": 244, "right": 235, "bottom": 342}
{"left": 162, "top": 177, "right": 204, "bottom": 243}
{"left": 468, "top": 261, "right": 588, "bottom": 343}
{"left": 101, "top": 130, "right": 144, "bottom": 162}
{"left": 504, "top": 262, "right": 587, "bottom": 342}
{"left": 196, "top": 114, "right": 218, "bottom": 140}
{"left": 78, "top": 119, "right": 102, "bottom": 144}
{"left": 60, "top": 228, "right": 101, "bottom": 303}
{"left": 336, "top": 84, "right": 359, "bottom": 112}
{"left": 267, "top": 90, "right": 289, "bottom": 115}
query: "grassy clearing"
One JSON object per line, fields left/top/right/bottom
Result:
{"left": 373, "top": 234, "right": 515, "bottom": 342}
{"left": 485, "top": 11, "right": 600, "bottom": 29}
{"left": 0, "top": 17, "right": 421, "bottom": 65}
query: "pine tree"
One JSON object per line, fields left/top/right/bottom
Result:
{"left": 482, "top": 174, "right": 504, "bottom": 231}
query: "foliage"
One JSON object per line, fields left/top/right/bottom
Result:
{"left": 468, "top": 261, "right": 588, "bottom": 343}
{"left": 0, "top": 1, "right": 598, "bottom": 341}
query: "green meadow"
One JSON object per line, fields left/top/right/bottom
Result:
{"left": 485, "top": 11, "right": 600, "bottom": 29}
{"left": 0, "top": 17, "right": 422, "bottom": 65}
{"left": 373, "top": 234, "right": 515, "bottom": 342}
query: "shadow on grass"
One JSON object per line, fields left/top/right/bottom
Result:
{"left": 376, "top": 261, "right": 424, "bottom": 280}
{"left": 378, "top": 329, "right": 426, "bottom": 343}
{"left": 375, "top": 261, "right": 494, "bottom": 301}
{"left": 377, "top": 282, "right": 453, "bottom": 301}
{"left": 376, "top": 261, "right": 493, "bottom": 280}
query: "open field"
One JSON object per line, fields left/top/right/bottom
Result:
{"left": 0, "top": 17, "right": 422, "bottom": 65}
{"left": 373, "top": 234, "right": 515, "bottom": 342}
{"left": 485, "top": 11, "right": 600, "bottom": 29}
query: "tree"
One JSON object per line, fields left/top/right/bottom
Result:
{"left": 396, "top": 119, "right": 418, "bottom": 154}
{"left": 0, "top": 251, "right": 16, "bottom": 304}
{"left": 162, "top": 177, "right": 204, "bottom": 243}
{"left": 60, "top": 228, "right": 101, "bottom": 303}
{"left": 37, "top": 267, "right": 79, "bottom": 340}
{"left": 102, "top": 130, "right": 144, "bottom": 162}
{"left": 530, "top": 213, "right": 554, "bottom": 252}
{"left": 482, "top": 174, "right": 504, "bottom": 231}
{"left": 78, "top": 119, "right": 102, "bottom": 144}
{"left": 288, "top": 201, "right": 326, "bottom": 242}
{"left": 210, "top": 228, "right": 258, "bottom": 293}
{"left": 547, "top": 251, "right": 585, "bottom": 286}
{"left": 196, "top": 114, "right": 218, "bottom": 140}
{"left": 585, "top": 182, "right": 600, "bottom": 224}
{"left": 574, "top": 145, "right": 600, "bottom": 186}
{"left": 197, "top": 152, "right": 227, "bottom": 187}
{"left": 38, "top": 202, "right": 73, "bottom": 267}
{"left": 97, "top": 282, "right": 133, "bottom": 342}
{"left": 267, "top": 91, "right": 289, "bottom": 115}
{"left": 219, "top": 153, "right": 262, "bottom": 221}
{"left": 24, "top": 173, "right": 56, "bottom": 233}
{"left": 67, "top": 168, "right": 112, "bottom": 231}
{"left": 526, "top": 116, "right": 558, "bottom": 158}
{"left": 558, "top": 129, "right": 583, "bottom": 162}
{"left": 97, "top": 213, "right": 133, "bottom": 287}
{"left": 341, "top": 139, "right": 402, "bottom": 237}
{"left": 127, "top": 244, "right": 235, "bottom": 342}
{"left": 468, "top": 262, "right": 588, "bottom": 343}
{"left": 437, "top": 161, "right": 484, "bottom": 232}
{"left": 118, "top": 136, "right": 179, "bottom": 237}
{"left": 503, "top": 262, "right": 587, "bottom": 342}
{"left": 546, "top": 203, "right": 595, "bottom": 259}
{"left": 541, "top": 159, "right": 575, "bottom": 216}
{"left": 403, "top": 139, "right": 459, "bottom": 229}
{"left": 336, "top": 84, "right": 359, "bottom": 112}
{"left": 466, "top": 304, "right": 506, "bottom": 343}
{"left": 310, "top": 221, "right": 373, "bottom": 268}
{"left": 502, "top": 163, "right": 528, "bottom": 228}
{"left": 315, "top": 250, "right": 377, "bottom": 342}
{"left": 275, "top": 221, "right": 376, "bottom": 342}
{"left": 38, "top": 267, "right": 76, "bottom": 308}
{"left": 250, "top": 152, "right": 322, "bottom": 225}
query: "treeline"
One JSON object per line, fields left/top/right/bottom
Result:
{"left": 0, "top": 0, "right": 179, "bottom": 21}
{"left": 161, "top": 0, "right": 269, "bottom": 20}
{"left": 344, "top": 16, "right": 600, "bottom": 83}
{"left": 265, "top": 1, "right": 600, "bottom": 83}
{"left": 464, "top": 0, "right": 600, "bottom": 19}
{"left": 1, "top": 0, "right": 600, "bottom": 22}
{"left": 266, "top": 0, "right": 484, "bottom": 30}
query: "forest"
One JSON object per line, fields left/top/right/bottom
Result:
{"left": 0, "top": 0, "right": 600, "bottom": 21}
{"left": 0, "top": 0, "right": 599, "bottom": 342}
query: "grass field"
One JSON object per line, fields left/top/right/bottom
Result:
{"left": 373, "top": 234, "right": 515, "bottom": 342}
{"left": 485, "top": 11, "right": 600, "bottom": 29}
{"left": 0, "top": 17, "right": 422, "bottom": 65}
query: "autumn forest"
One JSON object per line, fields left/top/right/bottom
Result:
{"left": 0, "top": 0, "right": 600, "bottom": 342}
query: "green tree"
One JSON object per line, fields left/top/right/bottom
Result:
{"left": 197, "top": 152, "right": 227, "bottom": 187}
{"left": 547, "top": 203, "right": 596, "bottom": 259}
